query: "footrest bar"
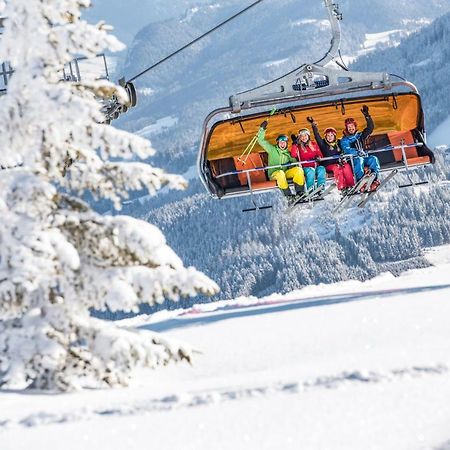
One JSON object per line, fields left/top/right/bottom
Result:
{"left": 242, "top": 205, "right": 273, "bottom": 213}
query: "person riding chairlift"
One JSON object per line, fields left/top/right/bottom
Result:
{"left": 290, "top": 128, "right": 326, "bottom": 193}
{"left": 257, "top": 120, "right": 305, "bottom": 204}
{"left": 307, "top": 116, "right": 355, "bottom": 194}
{"left": 340, "top": 105, "right": 381, "bottom": 191}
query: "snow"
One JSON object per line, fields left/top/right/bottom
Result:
{"left": 428, "top": 115, "right": 450, "bottom": 148}
{"left": 289, "top": 19, "right": 330, "bottom": 28}
{"left": 411, "top": 57, "right": 432, "bottom": 67}
{"left": 136, "top": 116, "right": 179, "bottom": 138}
{"left": 1, "top": 245, "right": 450, "bottom": 449}
{"left": 363, "top": 30, "right": 404, "bottom": 50}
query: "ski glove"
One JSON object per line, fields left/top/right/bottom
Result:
{"left": 260, "top": 120, "right": 268, "bottom": 130}
{"left": 361, "top": 105, "right": 370, "bottom": 117}
{"left": 358, "top": 149, "right": 368, "bottom": 157}
{"left": 306, "top": 116, "right": 315, "bottom": 124}
{"left": 291, "top": 134, "right": 298, "bottom": 144}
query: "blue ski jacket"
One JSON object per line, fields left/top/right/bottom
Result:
{"left": 340, "top": 115, "right": 374, "bottom": 156}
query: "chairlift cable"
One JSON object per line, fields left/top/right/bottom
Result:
{"left": 126, "top": 0, "right": 265, "bottom": 84}
{"left": 390, "top": 73, "right": 407, "bottom": 81}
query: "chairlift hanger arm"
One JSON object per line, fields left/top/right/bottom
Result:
{"left": 227, "top": 1, "right": 393, "bottom": 113}
{"left": 314, "top": 0, "right": 343, "bottom": 66}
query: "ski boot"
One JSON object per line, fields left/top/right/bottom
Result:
{"left": 282, "top": 188, "right": 296, "bottom": 206}
{"left": 369, "top": 179, "right": 381, "bottom": 192}
{"left": 359, "top": 173, "right": 373, "bottom": 193}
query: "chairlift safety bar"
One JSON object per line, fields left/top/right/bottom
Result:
{"left": 214, "top": 142, "right": 424, "bottom": 179}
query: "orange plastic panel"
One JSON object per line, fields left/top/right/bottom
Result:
{"left": 387, "top": 130, "right": 417, "bottom": 161}
{"left": 207, "top": 93, "right": 422, "bottom": 161}
{"left": 407, "top": 156, "right": 431, "bottom": 166}
{"left": 233, "top": 153, "right": 267, "bottom": 186}
{"left": 252, "top": 181, "right": 277, "bottom": 190}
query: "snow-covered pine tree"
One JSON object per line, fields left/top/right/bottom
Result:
{"left": 0, "top": 0, "right": 219, "bottom": 391}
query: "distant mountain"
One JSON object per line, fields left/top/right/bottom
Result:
{"left": 350, "top": 11, "right": 450, "bottom": 139}
{"left": 84, "top": 0, "right": 213, "bottom": 45}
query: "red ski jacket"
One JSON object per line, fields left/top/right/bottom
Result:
{"left": 290, "top": 141, "right": 323, "bottom": 168}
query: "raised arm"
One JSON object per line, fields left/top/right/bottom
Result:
{"left": 308, "top": 117, "right": 327, "bottom": 153}
{"left": 360, "top": 105, "right": 374, "bottom": 142}
{"left": 257, "top": 121, "right": 274, "bottom": 154}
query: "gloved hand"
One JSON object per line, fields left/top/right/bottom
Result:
{"left": 307, "top": 116, "right": 315, "bottom": 124}
{"left": 260, "top": 120, "right": 268, "bottom": 130}
{"left": 358, "top": 149, "right": 368, "bottom": 157}
{"left": 314, "top": 156, "right": 321, "bottom": 162}
{"left": 361, "top": 105, "right": 369, "bottom": 117}
{"left": 291, "top": 134, "right": 298, "bottom": 144}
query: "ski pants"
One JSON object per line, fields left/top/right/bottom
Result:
{"left": 304, "top": 166, "right": 326, "bottom": 190}
{"left": 353, "top": 156, "right": 380, "bottom": 181}
{"left": 327, "top": 163, "right": 355, "bottom": 190}
{"left": 270, "top": 167, "right": 305, "bottom": 190}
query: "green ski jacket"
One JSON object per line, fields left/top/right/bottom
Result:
{"left": 257, "top": 128, "right": 297, "bottom": 178}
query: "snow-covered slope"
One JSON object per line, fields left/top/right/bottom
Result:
{"left": 2, "top": 245, "right": 450, "bottom": 450}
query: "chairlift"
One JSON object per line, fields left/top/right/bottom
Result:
{"left": 197, "top": 0, "right": 435, "bottom": 207}
{"left": 61, "top": 54, "right": 137, "bottom": 122}
{"left": 0, "top": 16, "right": 137, "bottom": 123}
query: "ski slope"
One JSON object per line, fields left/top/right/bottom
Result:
{"left": 2, "top": 246, "right": 450, "bottom": 450}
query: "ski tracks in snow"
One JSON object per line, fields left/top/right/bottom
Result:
{"left": 1, "top": 363, "right": 448, "bottom": 431}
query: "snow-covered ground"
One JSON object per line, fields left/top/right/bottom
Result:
{"left": 2, "top": 245, "right": 450, "bottom": 450}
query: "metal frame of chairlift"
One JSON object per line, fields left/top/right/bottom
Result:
{"left": 0, "top": 16, "right": 136, "bottom": 123}
{"left": 197, "top": 0, "right": 434, "bottom": 204}
{"left": 213, "top": 142, "right": 431, "bottom": 211}
{"left": 62, "top": 54, "right": 110, "bottom": 83}
{"left": 398, "top": 138, "right": 430, "bottom": 188}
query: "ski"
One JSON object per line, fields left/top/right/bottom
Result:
{"left": 333, "top": 173, "right": 375, "bottom": 213}
{"left": 357, "top": 169, "right": 398, "bottom": 208}
{"left": 289, "top": 183, "right": 335, "bottom": 209}
{"left": 315, "top": 182, "right": 336, "bottom": 200}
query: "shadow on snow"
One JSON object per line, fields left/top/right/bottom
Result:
{"left": 141, "top": 284, "right": 450, "bottom": 333}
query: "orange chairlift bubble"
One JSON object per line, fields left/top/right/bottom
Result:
{"left": 197, "top": 1, "right": 434, "bottom": 211}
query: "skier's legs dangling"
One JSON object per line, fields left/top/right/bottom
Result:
{"left": 342, "top": 162, "right": 355, "bottom": 187}
{"left": 352, "top": 157, "right": 365, "bottom": 181}
{"left": 316, "top": 166, "right": 327, "bottom": 187}
{"left": 304, "top": 167, "right": 315, "bottom": 190}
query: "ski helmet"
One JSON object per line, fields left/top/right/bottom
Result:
{"left": 324, "top": 127, "right": 337, "bottom": 136}
{"left": 276, "top": 134, "right": 289, "bottom": 143}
